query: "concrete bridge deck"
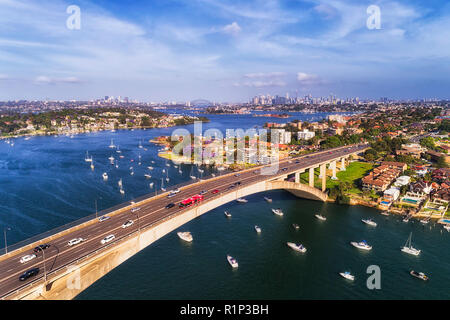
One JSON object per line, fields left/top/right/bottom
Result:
{"left": 0, "top": 143, "right": 368, "bottom": 300}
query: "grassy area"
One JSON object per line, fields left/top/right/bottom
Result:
{"left": 300, "top": 161, "right": 374, "bottom": 192}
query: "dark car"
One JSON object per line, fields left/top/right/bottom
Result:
{"left": 19, "top": 268, "right": 39, "bottom": 281}
{"left": 165, "top": 203, "right": 175, "bottom": 209}
{"left": 34, "top": 244, "right": 50, "bottom": 253}
{"left": 212, "top": 189, "right": 219, "bottom": 194}
{"left": 281, "top": 168, "right": 288, "bottom": 171}
{"left": 227, "top": 185, "right": 236, "bottom": 190}
{"left": 200, "top": 190, "right": 207, "bottom": 195}
{"left": 234, "top": 181, "right": 241, "bottom": 186}
{"left": 295, "top": 161, "right": 300, "bottom": 164}
{"left": 234, "top": 173, "right": 241, "bottom": 177}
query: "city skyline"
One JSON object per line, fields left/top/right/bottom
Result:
{"left": 0, "top": 0, "right": 449, "bottom": 102}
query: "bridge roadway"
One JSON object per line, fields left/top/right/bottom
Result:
{"left": 0, "top": 143, "right": 367, "bottom": 298}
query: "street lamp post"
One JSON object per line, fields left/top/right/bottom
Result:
{"left": 42, "top": 248, "right": 47, "bottom": 283}
{"left": 3, "top": 227, "right": 10, "bottom": 254}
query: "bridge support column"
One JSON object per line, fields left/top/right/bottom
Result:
{"left": 295, "top": 172, "right": 300, "bottom": 183}
{"left": 340, "top": 158, "right": 346, "bottom": 171}
{"left": 331, "top": 161, "right": 337, "bottom": 180}
{"left": 321, "top": 164, "right": 326, "bottom": 192}
{"left": 309, "top": 167, "right": 315, "bottom": 187}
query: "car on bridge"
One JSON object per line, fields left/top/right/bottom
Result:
{"left": 19, "top": 267, "right": 39, "bottom": 281}
{"left": 227, "top": 185, "right": 236, "bottom": 190}
{"left": 131, "top": 207, "right": 141, "bottom": 213}
{"left": 20, "top": 254, "right": 36, "bottom": 264}
{"left": 212, "top": 189, "right": 219, "bottom": 194}
{"left": 200, "top": 190, "right": 207, "bottom": 195}
{"left": 98, "top": 215, "right": 111, "bottom": 222}
{"left": 122, "top": 220, "right": 134, "bottom": 228}
{"left": 234, "top": 173, "right": 241, "bottom": 177}
{"left": 33, "top": 244, "right": 50, "bottom": 253}
{"left": 68, "top": 238, "right": 84, "bottom": 247}
{"left": 101, "top": 234, "right": 115, "bottom": 244}
{"left": 165, "top": 203, "right": 175, "bottom": 209}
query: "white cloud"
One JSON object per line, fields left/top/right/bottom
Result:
{"left": 223, "top": 22, "right": 241, "bottom": 35}
{"left": 297, "top": 72, "right": 321, "bottom": 85}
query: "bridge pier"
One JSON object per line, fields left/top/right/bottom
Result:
{"left": 309, "top": 167, "right": 315, "bottom": 187}
{"left": 340, "top": 158, "right": 346, "bottom": 171}
{"left": 321, "top": 164, "right": 326, "bottom": 192}
{"left": 331, "top": 161, "right": 337, "bottom": 180}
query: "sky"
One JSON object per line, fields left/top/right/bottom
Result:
{"left": 0, "top": 0, "right": 449, "bottom": 102}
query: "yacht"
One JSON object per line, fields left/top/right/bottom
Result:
{"left": 362, "top": 219, "right": 377, "bottom": 227}
{"left": 254, "top": 225, "right": 262, "bottom": 233}
{"left": 116, "top": 146, "right": 122, "bottom": 154}
{"left": 227, "top": 255, "right": 238, "bottom": 268}
{"left": 272, "top": 208, "right": 283, "bottom": 216}
{"left": 292, "top": 224, "right": 300, "bottom": 230}
{"left": 177, "top": 232, "right": 193, "bottom": 242}
{"left": 224, "top": 211, "right": 232, "bottom": 218}
{"left": 410, "top": 270, "right": 429, "bottom": 281}
{"left": 350, "top": 240, "right": 372, "bottom": 250}
{"left": 264, "top": 196, "right": 272, "bottom": 203}
{"left": 108, "top": 155, "right": 115, "bottom": 162}
{"left": 119, "top": 188, "right": 125, "bottom": 195}
{"left": 149, "top": 182, "right": 154, "bottom": 188}
{"left": 236, "top": 198, "right": 248, "bottom": 203}
{"left": 102, "top": 172, "right": 108, "bottom": 181}
{"left": 144, "top": 174, "right": 152, "bottom": 179}
{"left": 109, "top": 139, "right": 116, "bottom": 148}
{"left": 286, "top": 242, "right": 307, "bottom": 253}
{"left": 401, "top": 232, "right": 421, "bottom": 256}
{"left": 118, "top": 179, "right": 123, "bottom": 188}
{"left": 444, "top": 225, "right": 450, "bottom": 232}
{"left": 380, "top": 211, "right": 389, "bottom": 216}
{"left": 315, "top": 214, "right": 327, "bottom": 221}
{"left": 147, "top": 166, "right": 154, "bottom": 170}
{"left": 339, "top": 271, "right": 355, "bottom": 281}
{"left": 115, "top": 161, "right": 119, "bottom": 169}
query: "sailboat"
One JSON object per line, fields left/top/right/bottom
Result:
{"left": 144, "top": 173, "right": 152, "bottom": 179}
{"left": 108, "top": 155, "right": 115, "bottom": 163}
{"left": 401, "top": 232, "right": 421, "bottom": 256}
{"left": 115, "top": 161, "right": 119, "bottom": 169}
{"left": 147, "top": 166, "right": 154, "bottom": 170}
{"left": 165, "top": 170, "right": 170, "bottom": 182}
{"left": 118, "top": 178, "right": 123, "bottom": 188}
{"left": 149, "top": 182, "right": 154, "bottom": 188}
{"left": 161, "top": 178, "right": 166, "bottom": 192}
{"left": 116, "top": 145, "right": 121, "bottom": 154}
{"left": 138, "top": 140, "right": 143, "bottom": 149}
{"left": 90, "top": 160, "right": 95, "bottom": 170}
{"left": 84, "top": 151, "right": 93, "bottom": 162}
{"left": 102, "top": 172, "right": 108, "bottom": 181}
{"left": 109, "top": 139, "right": 116, "bottom": 148}
{"left": 189, "top": 166, "right": 196, "bottom": 180}
{"left": 119, "top": 187, "right": 125, "bottom": 195}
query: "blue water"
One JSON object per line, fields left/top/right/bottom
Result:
{"left": 1, "top": 111, "right": 449, "bottom": 299}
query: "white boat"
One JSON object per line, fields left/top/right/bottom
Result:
{"left": 272, "top": 208, "right": 283, "bottom": 216}
{"left": 350, "top": 240, "right": 372, "bottom": 250}
{"left": 116, "top": 146, "right": 121, "bottom": 153}
{"left": 403, "top": 216, "right": 410, "bottom": 223}
{"left": 224, "top": 211, "right": 232, "bottom": 218}
{"left": 177, "top": 232, "right": 193, "bottom": 242}
{"left": 286, "top": 242, "right": 307, "bottom": 253}
{"left": 161, "top": 178, "right": 166, "bottom": 192}
{"left": 401, "top": 232, "right": 420, "bottom": 256}
{"left": 236, "top": 198, "right": 248, "bottom": 203}
{"left": 149, "top": 182, "right": 154, "bottom": 188}
{"left": 254, "top": 225, "right": 262, "bottom": 233}
{"left": 217, "top": 167, "right": 226, "bottom": 171}
{"left": 102, "top": 172, "right": 108, "bottom": 181}
{"left": 109, "top": 139, "right": 116, "bottom": 148}
{"left": 380, "top": 211, "right": 389, "bottom": 216}
{"left": 144, "top": 174, "right": 152, "bottom": 179}
{"left": 420, "top": 218, "right": 430, "bottom": 225}
{"left": 119, "top": 188, "right": 125, "bottom": 195}
{"left": 339, "top": 271, "right": 355, "bottom": 281}
{"left": 130, "top": 171, "right": 134, "bottom": 176}
{"left": 444, "top": 225, "right": 450, "bottom": 232}
{"left": 84, "top": 151, "right": 93, "bottom": 162}
{"left": 108, "top": 155, "right": 115, "bottom": 161}
{"left": 315, "top": 214, "right": 326, "bottom": 221}
{"left": 138, "top": 140, "right": 143, "bottom": 149}
{"left": 362, "top": 219, "right": 377, "bottom": 227}
{"left": 118, "top": 178, "right": 123, "bottom": 188}
{"left": 410, "top": 270, "right": 429, "bottom": 281}
{"left": 227, "top": 255, "right": 238, "bottom": 268}
{"left": 90, "top": 162, "right": 94, "bottom": 170}
{"left": 264, "top": 196, "right": 272, "bottom": 203}
{"left": 147, "top": 166, "right": 154, "bottom": 170}
{"left": 292, "top": 224, "right": 300, "bottom": 230}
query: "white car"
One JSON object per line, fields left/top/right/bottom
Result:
{"left": 20, "top": 254, "right": 36, "bottom": 264}
{"left": 68, "top": 238, "right": 84, "bottom": 247}
{"left": 98, "top": 215, "right": 110, "bottom": 222}
{"left": 122, "top": 220, "right": 134, "bottom": 228}
{"left": 131, "top": 207, "right": 141, "bottom": 213}
{"left": 101, "top": 234, "right": 115, "bottom": 244}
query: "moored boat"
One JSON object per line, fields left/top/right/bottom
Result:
{"left": 271, "top": 208, "right": 283, "bottom": 216}
{"left": 401, "top": 232, "right": 420, "bottom": 256}
{"left": 339, "top": 271, "right": 355, "bottom": 281}
{"left": 410, "top": 270, "right": 428, "bottom": 281}
{"left": 350, "top": 240, "right": 372, "bottom": 250}
{"left": 227, "top": 255, "right": 238, "bottom": 268}
{"left": 264, "top": 196, "right": 272, "bottom": 203}
{"left": 177, "top": 231, "right": 193, "bottom": 242}
{"left": 236, "top": 198, "right": 248, "bottom": 203}
{"left": 315, "top": 214, "right": 326, "bottom": 221}
{"left": 362, "top": 219, "right": 377, "bottom": 227}
{"left": 254, "top": 225, "right": 262, "bottom": 233}
{"left": 224, "top": 211, "right": 232, "bottom": 218}
{"left": 286, "top": 242, "right": 307, "bottom": 253}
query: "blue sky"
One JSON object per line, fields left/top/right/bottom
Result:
{"left": 0, "top": 0, "right": 449, "bottom": 102}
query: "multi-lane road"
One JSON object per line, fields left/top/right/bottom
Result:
{"left": 0, "top": 143, "right": 367, "bottom": 299}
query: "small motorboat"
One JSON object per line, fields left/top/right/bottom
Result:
{"left": 444, "top": 225, "right": 450, "bottom": 232}
{"left": 227, "top": 255, "right": 238, "bottom": 268}
{"left": 362, "top": 219, "right": 377, "bottom": 227}
{"left": 292, "top": 224, "right": 300, "bottom": 230}
{"left": 264, "top": 196, "right": 272, "bottom": 203}
{"left": 177, "top": 232, "right": 193, "bottom": 242}
{"left": 315, "top": 214, "right": 326, "bottom": 221}
{"left": 339, "top": 271, "right": 355, "bottom": 281}
{"left": 286, "top": 242, "right": 307, "bottom": 253}
{"left": 410, "top": 270, "right": 428, "bottom": 281}
{"left": 224, "top": 211, "right": 232, "bottom": 218}
{"left": 272, "top": 208, "right": 283, "bottom": 216}
{"left": 236, "top": 198, "right": 248, "bottom": 203}
{"left": 102, "top": 172, "right": 108, "bottom": 181}
{"left": 254, "top": 225, "right": 262, "bottom": 233}
{"left": 350, "top": 240, "right": 372, "bottom": 251}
